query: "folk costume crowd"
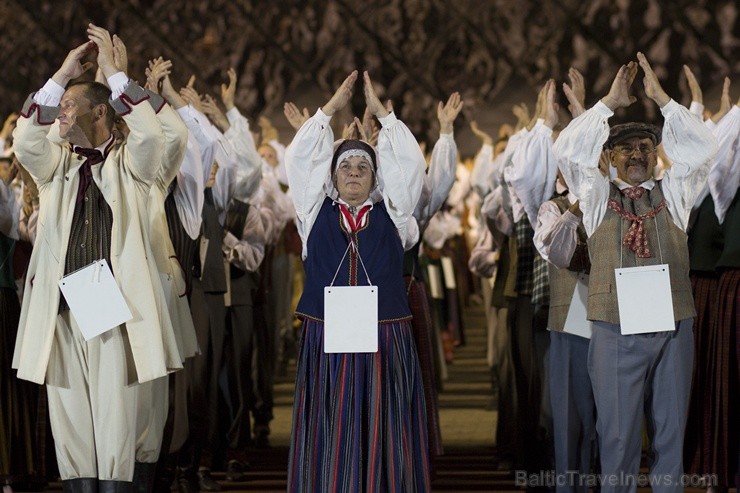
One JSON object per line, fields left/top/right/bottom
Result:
{"left": 1, "top": 23, "right": 739, "bottom": 493}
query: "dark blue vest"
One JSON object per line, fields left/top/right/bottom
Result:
{"left": 296, "top": 197, "right": 412, "bottom": 322}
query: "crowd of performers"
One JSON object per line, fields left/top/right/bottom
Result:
{"left": 1, "top": 24, "right": 738, "bottom": 493}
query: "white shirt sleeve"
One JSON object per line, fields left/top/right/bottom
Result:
{"left": 470, "top": 143, "right": 494, "bottom": 199}
{"left": 225, "top": 107, "right": 262, "bottom": 184}
{"left": 533, "top": 200, "right": 580, "bottom": 269}
{"left": 660, "top": 100, "right": 719, "bottom": 231}
{"left": 554, "top": 101, "right": 622, "bottom": 237}
{"left": 507, "top": 119, "right": 558, "bottom": 228}
{"left": 176, "top": 105, "right": 219, "bottom": 185}
{"left": 172, "top": 132, "right": 205, "bottom": 240}
{"left": 414, "top": 133, "right": 457, "bottom": 231}
{"left": 284, "top": 108, "right": 335, "bottom": 259}
{"left": 375, "top": 112, "right": 426, "bottom": 250}
{"left": 707, "top": 105, "right": 740, "bottom": 223}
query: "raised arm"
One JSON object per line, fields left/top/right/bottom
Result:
{"left": 365, "top": 72, "right": 425, "bottom": 247}
{"left": 285, "top": 71, "right": 356, "bottom": 255}
{"left": 415, "top": 92, "right": 462, "bottom": 229}
{"left": 708, "top": 101, "right": 740, "bottom": 224}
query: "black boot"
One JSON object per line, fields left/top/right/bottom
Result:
{"left": 132, "top": 462, "right": 157, "bottom": 493}
{"left": 98, "top": 480, "right": 133, "bottom": 493}
{"left": 62, "top": 478, "right": 98, "bottom": 493}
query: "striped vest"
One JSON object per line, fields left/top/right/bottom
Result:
{"left": 586, "top": 182, "right": 695, "bottom": 324}
{"left": 546, "top": 195, "right": 591, "bottom": 332}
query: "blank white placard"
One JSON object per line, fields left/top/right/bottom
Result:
{"left": 324, "top": 285, "right": 378, "bottom": 353}
{"left": 58, "top": 260, "right": 133, "bottom": 341}
{"left": 615, "top": 264, "right": 675, "bottom": 335}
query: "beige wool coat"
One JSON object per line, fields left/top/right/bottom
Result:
{"left": 12, "top": 83, "right": 183, "bottom": 384}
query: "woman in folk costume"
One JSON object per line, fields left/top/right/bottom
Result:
{"left": 285, "top": 71, "right": 430, "bottom": 492}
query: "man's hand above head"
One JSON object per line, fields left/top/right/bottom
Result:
{"left": 52, "top": 41, "right": 97, "bottom": 88}
{"left": 221, "top": 68, "right": 238, "bottom": 112}
{"left": 711, "top": 77, "right": 732, "bottom": 123}
{"left": 87, "top": 24, "right": 118, "bottom": 79}
{"left": 564, "top": 67, "right": 586, "bottom": 118}
{"left": 601, "top": 61, "right": 638, "bottom": 111}
{"left": 637, "top": 52, "right": 670, "bottom": 109}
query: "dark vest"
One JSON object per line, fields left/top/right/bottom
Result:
{"left": 715, "top": 189, "right": 740, "bottom": 270}
{"left": 547, "top": 195, "right": 591, "bottom": 332}
{"left": 64, "top": 180, "right": 113, "bottom": 275}
{"left": 195, "top": 188, "right": 227, "bottom": 293}
{"left": 687, "top": 194, "right": 724, "bottom": 274}
{"left": 164, "top": 189, "right": 198, "bottom": 294}
{"left": 0, "top": 233, "right": 15, "bottom": 289}
{"left": 586, "top": 182, "right": 695, "bottom": 324}
{"left": 296, "top": 197, "right": 411, "bottom": 322}
{"left": 223, "top": 198, "right": 259, "bottom": 305}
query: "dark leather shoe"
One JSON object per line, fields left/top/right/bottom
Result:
{"left": 62, "top": 478, "right": 98, "bottom": 493}
{"left": 196, "top": 469, "right": 221, "bottom": 492}
{"left": 132, "top": 462, "right": 157, "bottom": 493}
{"left": 225, "top": 460, "right": 251, "bottom": 482}
{"left": 99, "top": 480, "right": 133, "bottom": 493}
{"left": 175, "top": 471, "right": 197, "bottom": 493}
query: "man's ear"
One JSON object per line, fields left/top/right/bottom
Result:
{"left": 94, "top": 103, "right": 108, "bottom": 123}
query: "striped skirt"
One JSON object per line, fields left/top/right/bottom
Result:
{"left": 685, "top": 271, "right": 740, "bottom": 485}
{"left": 288, "top": 318, "right": 431, "bottom": 492}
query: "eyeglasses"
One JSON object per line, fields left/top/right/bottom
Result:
{"left": 613, "top": 144, "right": 656, "bottom": 156}
{"left": 336, "top": 161, "right": 373, "bottom": 176}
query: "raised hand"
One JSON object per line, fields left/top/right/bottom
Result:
{"left": 542, "top": 79, "right": 559, "bottom": 129}
{"left": 637, "top": 52, "right": 670, "bottom": 108}
{"left": 221, "top": 68, "right": 237, "bottom": 111}
{"left": 528, "top": 82, "right": 550, "bottom": 130}
{"left": 470, "top": 121, "right": 493, "bottom": 146}
{"left": 283, "top": 102, "right": 310, "bottom": 130}
{"left": 259, "top": 116, "right": 279, "bottom": 142}
{"left": 711, "top": 77, "right": 732, "bottom": 123}
{"left": 180, "top": 76, "right": 205, "bottom": 113}
{"left": 322, "top": 70, "right": 357, "bottom": 116}
{"left": 86, "top": 24, "right": 117, "bottom": 78}
{"left": 202, "top": 94, "right": 230, "bottom": 132}
{"left": 438, "top": 92, "right": 464, "bottom": 135}
{"left": 683, "top": 65, "right": 703, "bottom": 105}
{"left": 363, "top": 71, "right": 389, "bottom": 118}
{"left": 0, "top": 113, "right": 18, "bottom": 141}
{"left": 601, "top": 61, "right": 638, "bottom": 111}
{"left": 564, "top": 67, "right": 586, "bottom": 118}
{"left": 112, "top": 34, "right": 128, "bottom": 74}
{"left": 51, "top": 41, "right": 96, "bottom": 87}
{"left": 512, "top": 103, "right": 530, "bottom": 131}
{"left": 145, "top": 57, "right": 172, "bottom": 94}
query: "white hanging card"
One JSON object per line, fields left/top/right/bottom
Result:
{"left": 58, "top": 260, "right": 133, "bottom": 341}
{"left": 563, "top": 274, "right": 593, "bottom": 339}
{"left": 324, "top": 285, "right": 378, "bottom": 353}
{"left": 615, "top": 264, "right": 675, "bottom": 335}
{"left": 441, "top": 256, "right": 457, "bottom": 289}
{"left": 427, "top": 264, "right": 444, "bottom": 299}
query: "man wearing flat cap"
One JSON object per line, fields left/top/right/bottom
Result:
{"left": 554, "top": 53, "right": 716, "bottom": 493}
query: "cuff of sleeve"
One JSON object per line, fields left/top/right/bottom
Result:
{"left": 20, "top": 93, "right": 60, "bottom": 125}
{"left": 110, "top": 82, "right": 151, "bottom": 116}
{"left": 689, "top": 101, "right": 704, "bottom": 117}
{"left": 40, "top": 79, "right": 65, "bottom": 104}
{"left": 144, "top": 89, "right": 166, "bottom": 114}
{"left": 562, "top": 211, "right": 581, "bottom": 227}
{"left": 378, "top": 111, "right": 398, "bottom": 128}
{"left": 593, "top": 100, "right": 615, "bottom": 118}
{"left": 660, "top": 99, "right": 680, "bottom": 118}
{"left": 533, "top": 119, "right": 553, "bottom": 137}
{"left": 223, "top": 231, "right": 240, "bottom": 250}
{"left": 106, "top": 72, "right": 129, "bottom": 98}
{"left": 314, "top": 108, "right": 332, "bottom": 125}
{"left": 226, "top": 107, "right": 242, "bottom": 124}
{"left": 176, "top": 105, "right": 198, "bottom": 123}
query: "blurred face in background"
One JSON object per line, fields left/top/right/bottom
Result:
{"left": 259, "top": 144, "right": 279, "bottom": 168}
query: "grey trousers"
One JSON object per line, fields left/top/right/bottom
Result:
{"left": 588, "top": 318, "right": 694, "bottom": 493}
{"left": 549, "top": 330, "right": 596, "bottom": 493}
{"left": 46, "top": 311, "right": 138, "bottom": 481}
